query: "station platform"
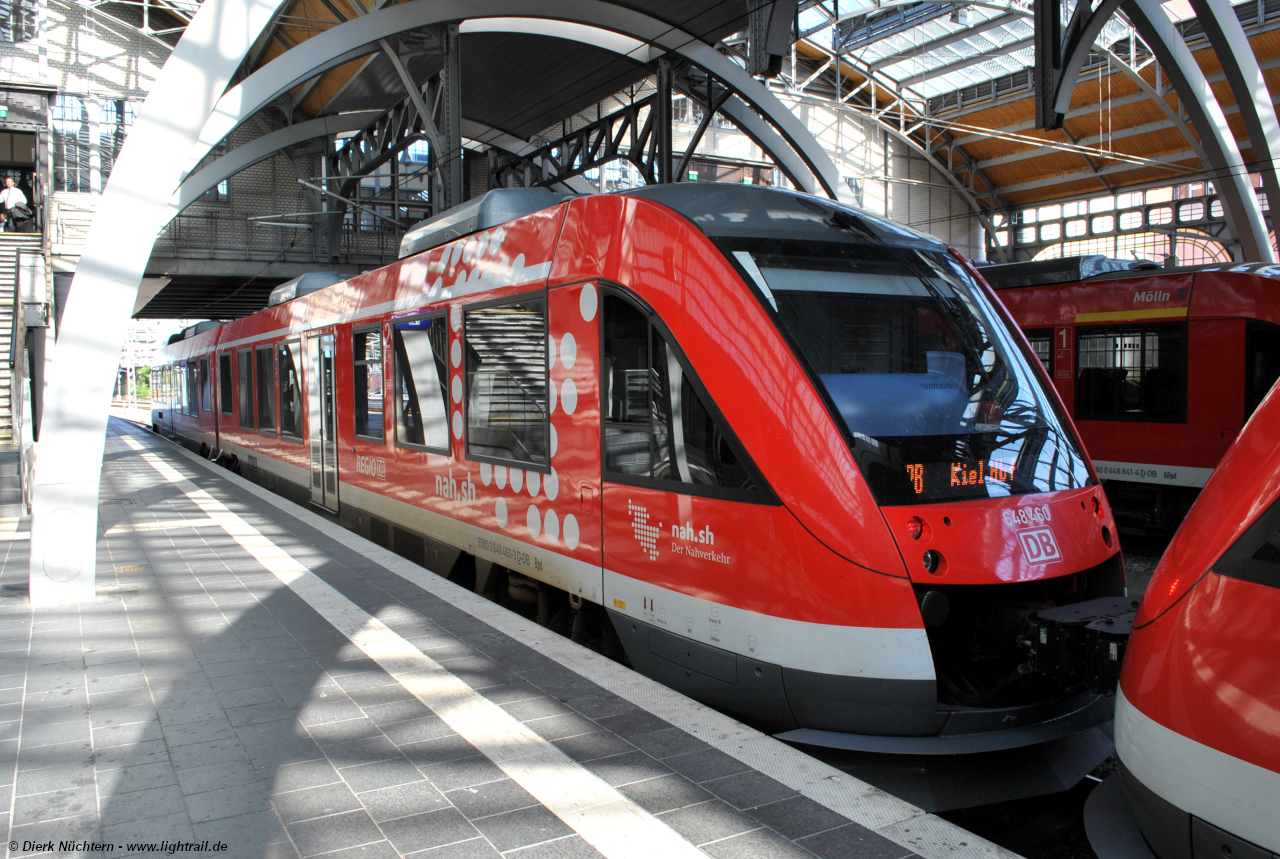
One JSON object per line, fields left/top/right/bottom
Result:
{"left": 0, "top": 417, "right": 1013, "bottom": 859}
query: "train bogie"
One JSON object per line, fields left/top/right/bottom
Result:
{"left": 152, "top": 186, "right": 1133, "bottom": 751}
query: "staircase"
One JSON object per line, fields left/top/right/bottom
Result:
{"left": 0, "top": 233, "right": 41, "bottom": 444}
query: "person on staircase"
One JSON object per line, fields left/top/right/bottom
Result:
{"left": 0, "top": 177, "right": 30, "bottom": 232}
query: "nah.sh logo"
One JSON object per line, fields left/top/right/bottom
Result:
{"left": 628, "top": 500, "right": 660, "bottom": 561}
{"left": 1018, "top": 527, "right": 1062, "bottom": 564}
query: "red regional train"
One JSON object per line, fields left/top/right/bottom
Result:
{"left": 151, "top": 184, "right": 1135, "bottom": 751}
{"left": 983, "top": 256, "right": 1280, "bottom": 532}
{"left": 1084, "top": 339, "right": 1280, "bottom": 859}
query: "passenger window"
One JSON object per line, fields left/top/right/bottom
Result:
{"left": 393, "top": 314, "right": 449, "bottom": 452}
{"left": 1215, "top": 496, "right": 1280, "bottom": 589}
{"left": 219, "top": 354, "right": 233, "bottom": 415}
{"left": 255, "top": 345, "right": 275, "bottom": 434}
{"left": 237, "top": 349, "right": 254, "bottom": 429}
{"left": 1245, "top": 320, "right": 1280, "bottom": 418}
{"left": 465, "top": 297, "right": 548, "bottom": 467}
{"left": 354, "top": 327, "right": 386, "bottom": 442}
{"left": 1025, "top": 328, "right": 1052, "bottom": 373}
{"left": 186, "top": 362, "right": 198, "bottom": 416}
{"left": 278, "top": 341, "right": 303, "bottom": 440}
{"left": 602, "top": 292, "right": 762, "bottom": 494}
{"left": 199, "top": 358, "right": 211, "bottom": 412}
{"left": 1075, "top": 324, "right": 1186, "bottom": 422}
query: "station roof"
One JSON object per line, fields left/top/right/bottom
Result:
{"left": 92, "top": 0, "right": 1280, "bottom": 317}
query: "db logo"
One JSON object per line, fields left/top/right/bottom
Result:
{"left": 1018, "top": 527, "right": 1062, "bottom": 564}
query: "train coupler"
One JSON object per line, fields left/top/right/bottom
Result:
{"left": 1025, "top": 596, "right": 1139, "bottom": 694}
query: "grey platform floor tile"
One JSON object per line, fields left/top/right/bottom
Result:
{"left": 616, "top": 773, "right": 713, "bottom": 815}
{"left": 15, "top": 761, "right": 96, "bottom": 795}
{"left": 359, "top": 779, "right": 450, "bottom": 823}
{"left": 99, "top": 784, "right": 189, "bottom": 828}
{"left": 592, "top": 709, "right": 672, "bottom": 739}
{"left": 297, "top": 698, "right": 366, "bottom": 727}
{"left": 749, "top": 796, "right": 852, "bottom": 841}
{"left": 656, "top": 799, "right": 762, "bottom": 847}
{"left": 444, "top": 778, "right": 539, "bottom": 822}
{"left": 268, "top": 759, "right": 344, "bottom": 793}
{"left": 247, "top": 736, "right": 326, "bottom": 773}
{"left": 185, "top": 782, "right": 272, "bottom": 823}
{"left": 505, "top": 835, "right": 606, "bottom": 859}
{"left": 380, "top": 806, "right": 481, "bottom": 854}
{"left": 318, "top": 841, "right": 398, "bottom": 859}
{"left": 362, "top": 700, "right": 432, "bottom": 728}
{"left": 237, "top": 718, "right": 306, "bottom": 749}
{"left": 704, "top": 826, "right": 820, "bottom": 859}
{"left": 399, "top": 734, "right": 479, "bottom": 769}
{"left": 93, "top": 720, "right": 164, "bottom": 749}
{"left": 225, "top": 700, "right": 296, "bottom": 727}
{"left": 97, "top": 761, "right": 177, "bottom": 795}
{"left": 175, "top": 758, "right": 259, "bottom": 795}
{"left": 796, "top": 823, "right": 918, "bottom": 859}
{"left": 523, "top": 712, "right": 599, "bottom": 743}
{"left": 409, "top": 837, "right": 503, "bottom": 857}
{"left": 665, "top": 747, "right": 753, "bottom": 784}
{"left": 18, "top": 738, "right": 94, "bottom": 771}
{"left": 192, "top": 808, "right": 292, "bottom": 856}
{"left": 271, "top": 782, "right": 363, "bottom": 825}
{"left": 101, "top": 811, "right": 196, "bottom": 857}
{"left": 6, "top": 815, "right": 99, "bottom": 858}
{"left": 341, "top": 756, "right": 425, "bottom": 794}
{"left": 14, "top": 784, "right": 97, "bottom": 822}
{"left": 379, "top": 714, "right": 452, "bottom": 746}
{"left": 415, "top": 756, "right": 506, "bottom": 793}
{"left": 704, "top": 770, "right": 799, "bottom": 811}
{"left": 288, "top": 808, "right": 390, "bottom": 857}
{"left": 167, "top": 737, "right": 247, "bottom": 771}
{"left": 582, "top": 750, "right": 674, "bottom": 788}
{"left": 550, "top": 730, "right": 635, "bottom": 764}
{"left": 628, "top": 727, "right": 711, "bottom": 760}
{"left": 468, "top": 804, "right": 573, "bottom": 853}
{"left": 322, "top": 734, "right": 401, "bottom": 768}
{"left": 19, "top": 719, "right": 92, "bottom": 748}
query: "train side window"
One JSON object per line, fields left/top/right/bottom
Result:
{"left": 1075, "top": 324, "right": 1186, "bottom": 422}
{"left": 199, "top": 357, "right": 211, "bottom": 412}
{"left": 237, "top": 349, "right": 254, "bottom": 429}
{"left": 277, "top": 340, "right": 304, "bottom": 441}
{"left": 1245, "top": 320, "right": 1280, "bottom": 418}
{"left": 1214, "top": 495, "right": 1280, "bottom": 589}
{"left": 255, "top": 345, "right": 276, "bottom": 434}
{"left": 354, "top": 326, "right": 386, "bottom": 442}
{"left": 175, "top": 362, "right": 184, "bottom": 415}
{"left": 601, "top": 291, "right": 764, "bottom": 496}
{"left": 465, "top": 296, "right": 548, "bottom": 468}
{"left": 393, "top": 314, "right": 449, "bottom": 453}
{"left": 219, "top": 354, "right": 233, "bottom": 415}
{"left": 1025, "top": 328, "right": 1053, "bottom": 373}
{"left": 186, "top": 361, "right": 198, "bottom": 415}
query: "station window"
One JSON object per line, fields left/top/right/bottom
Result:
{"left": 393, "top": 315, "right": 449, "bottom": 452}
{"left": 199, "top": 357, "right": 211, "bottom": 413}
{"left": 465, "top": 297, "right": 547, "bottom": 467}
{"left": 601, "top": 290, "right": 764, "bottom": 496}
{"left": 186, "top": 361, "right": 198, "bottom": 416}
{"left": 238, "top": 349, "right": 254, "bottom": 430}
{"left": 219, "top": 354, "right": 233, "bottom": 414}
{"left": 256, "top": 346, "right": 276, "bottom": 434}
{"left": 1075, "top": 325, "right": 1186, "bottom": 422}
{"left": 1025, "top": 329, "right": 1053, "bottom": 373}
{"left": 278, "top": 341, "right": 303, "bottom": 440}
{"left": 354, "top": 326, "right": 385, "bottom": 442}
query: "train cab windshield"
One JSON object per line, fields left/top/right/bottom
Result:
{"left": 624, "top": 183, "right": 1093, "bottom": 506}
{"left": 731, "top": 238, "right": 1092, "bottom": 505}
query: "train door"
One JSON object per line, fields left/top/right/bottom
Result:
{"left": 547, "top": 283, "right": 604, "bottom": 600}
{"left": 307, "top": 330, "right": 339, "bottom": 512}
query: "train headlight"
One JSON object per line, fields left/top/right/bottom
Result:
{"left": 907, "top": 516, "right": 925, "bottom": 540}
{"left": 923, "top": 549, "right": 943, "bottom": 574}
